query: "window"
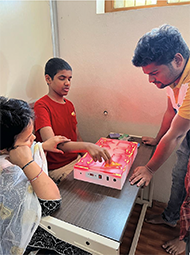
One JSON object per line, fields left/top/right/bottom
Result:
{"left": 105, "top": 0, "right": 190, "bottom": 12}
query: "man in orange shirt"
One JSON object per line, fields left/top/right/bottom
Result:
{"left": 130, "top": 24, "right": 190, "bottom": 254}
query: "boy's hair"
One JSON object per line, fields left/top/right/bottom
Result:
{"left": 45, "top": 58, "right": 72, "bottom": 80}
{"left": 0, "top": 96, "right": 34, "bottom": 151}
{"left": 132, "top": 24, "right": 190, "bottom": 67}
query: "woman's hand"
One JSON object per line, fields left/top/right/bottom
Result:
{"left": 42, "top": 136, "right": 71, "bottom": 153}
{"left": 8, "top": 145, "right": 33, "bottom": 168}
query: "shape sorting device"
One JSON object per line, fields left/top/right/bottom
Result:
{"left": 74, "top": 137, "right": 138, "bottom": 190}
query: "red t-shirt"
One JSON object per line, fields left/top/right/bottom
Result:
{"left": 34, "top": 95, "right": 78, "bottom": 170}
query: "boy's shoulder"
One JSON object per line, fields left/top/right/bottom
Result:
{"left": 64, "top": 97, "right": 74, "bottom": 105}
{"left": 34, "top": 95, "right": 51, "bottom": 108}
{"left": 34, "top": 96, "right": 75, "bottom": 108}
{"left": 35, "top": 95, "right": 49, "bottom": 104}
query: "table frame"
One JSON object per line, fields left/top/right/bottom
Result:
{"left": 40, "top": 136, "right": 155, "bottom": 255}
{"left": 40, "top": 217, "right": 120, "bottom": 254}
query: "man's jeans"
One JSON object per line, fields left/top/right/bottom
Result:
{"left": 162, "top": 130, "right": 190, "bottom": 225}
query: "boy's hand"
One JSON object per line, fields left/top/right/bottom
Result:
{"left": 86, "top": 143, "right": 111, "bottom": 163}
{"left": 42, "top": 136, "right": 71, "bottom": 153}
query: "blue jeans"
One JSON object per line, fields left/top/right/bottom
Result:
{"left": 162, "top": 130, "right": 190, "bottom": 225}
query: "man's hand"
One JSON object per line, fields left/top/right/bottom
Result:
{"left": 85, "top": 143, "right": 111, "bottom": 163}
{"left": 129, "top": 166, "right": 153, "bottom": 187}
{"left": 142, "top": 136, "right": 158, "bottom": 146}
{"left": 42, "top": 136, "right": 71, "bottom": 153}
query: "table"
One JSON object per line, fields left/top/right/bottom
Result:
{"left": 40, "top": 137, "right": 155, "bottom": 255}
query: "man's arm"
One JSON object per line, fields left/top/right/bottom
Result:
{"left": 130, "top": 115, "right": 190, "bottom": 187}
{"left": 142, "top": 97, "right": 176, "bottom": 145}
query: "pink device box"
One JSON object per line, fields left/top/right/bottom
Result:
{"left": 74, "top": 137, "right": 138, "bottom": 190}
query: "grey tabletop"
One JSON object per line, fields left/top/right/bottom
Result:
{"left": 52, "top": 137, "right": 155, "bottom": 243}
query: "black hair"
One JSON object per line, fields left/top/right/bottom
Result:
{"left": 0, "top": 96, "right": 34, "bottom": 151}
{"left": 45, "top": 57, "right": 72, "bottom": 80}
{"left": 132, "top": 24, "right": 190, "bottom": 67}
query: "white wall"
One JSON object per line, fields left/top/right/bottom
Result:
{"left": 56, "top": 1, "right": 190, "bottom": 203}
{"left": 0, "top": 0, "right": 53, "bottom": 103}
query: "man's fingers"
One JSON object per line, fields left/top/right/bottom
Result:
{"left": 136, "top": 178, "right": 147, "bottom": 187}
{"left": 130, "top": 175, "right": 142, "bottom": 185}
{"left": 129, "top": 168, "right": 140, "bottom": 181}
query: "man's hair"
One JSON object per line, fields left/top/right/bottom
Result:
{"left": 45, "top": 57, "right": 72, "bottom": 79}
{"left": 0, "top": 96, "right": 34, "bottom": 151}
{"left": 132, "top": 24, "right": 190, "bottom": 67}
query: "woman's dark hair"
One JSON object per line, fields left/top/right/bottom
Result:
{"left": 0, "top": 96, "right": 34, "bottom": 151}
{"left": 132, "top": 24, "right": 190, "bottom": 67}
{"left": 45, "top": 58, "right": 72, "bottom": 80}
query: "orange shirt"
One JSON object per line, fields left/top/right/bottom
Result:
{"left": 166, "top": 58, "right": 190, "bottom": 120}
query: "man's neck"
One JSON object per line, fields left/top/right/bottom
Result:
{"left": 173, "top": 57, "right": 188, "bottom": 87}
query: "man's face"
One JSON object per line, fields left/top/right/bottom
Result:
{"left": 142, "top": 60, "right": 181, "bottom": 89}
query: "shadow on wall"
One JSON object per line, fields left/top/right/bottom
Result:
{"left": 0, "top": 52, "right": 10, "bottom": 95}
{"left": 0, "top": 55, "right": 48, "bottom": 102}
{"left": 26, "top": 65, "right": 48, "bottom": 102}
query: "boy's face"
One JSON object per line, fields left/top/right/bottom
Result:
{"left": 45, "top": 69, "right": 72, "bottom": 97}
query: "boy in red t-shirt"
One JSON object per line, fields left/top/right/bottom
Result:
{"left": 34, "top": 58, "right": 110, "bottom": 183}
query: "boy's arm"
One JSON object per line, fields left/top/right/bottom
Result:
{"left": 76, "top": 126, "right": 83, "bottom": 142}
{"left": 42, "top": 136, "right": 71, "bottom": 153}
{"left": 39, "top": 126, "right": 55, "bottom": 141}
{"left": 142, "top": 97, "right": 176, "bottom": 146}
{"left": 39, "top": 126, "right": 111, "bottom": 162}
{"left": 58, "top": 141, "right": 111, "bottom": 163}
